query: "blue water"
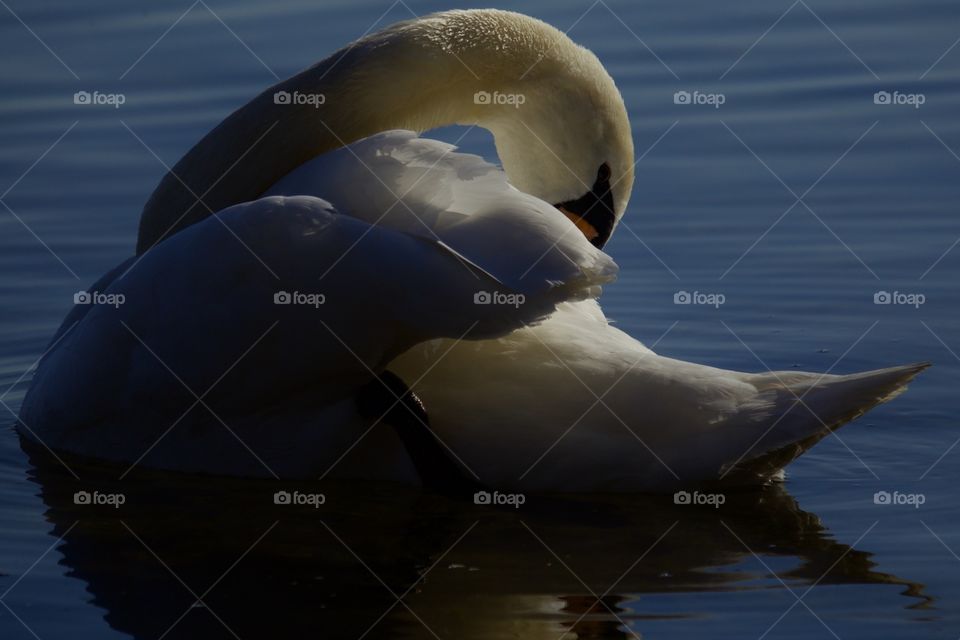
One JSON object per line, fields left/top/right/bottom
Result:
{"left": 1, "top": 0, "right": 959, "bottom": 638}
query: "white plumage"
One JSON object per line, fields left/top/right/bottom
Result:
{"left": 17, "top": 9, "right": 926, "bottom": 491}
{"left": 20, "top": 133, "right": 614, "bottom": 479}
{"left": 264, "top": 130, "right": 616, "bottom": 296}
{"left": 392, "top": 297, "right": 926, "bottom": 491}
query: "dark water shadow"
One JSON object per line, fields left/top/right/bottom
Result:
{"left": 20, "top": 438, "right": 932, "bottom": 640}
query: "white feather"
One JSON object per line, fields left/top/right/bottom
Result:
{"left": 390, "top": 299, "right": 928, "bottom": 491}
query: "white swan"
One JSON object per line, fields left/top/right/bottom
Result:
{"left": 18, "top": 9, "right": 925, "bottom": 492}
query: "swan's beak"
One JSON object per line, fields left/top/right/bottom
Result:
{"left": 558, "top": 205, "right": 605, "bottom": 246}
{"left": 554, "top": 163, "right": 616, "bottom": 249}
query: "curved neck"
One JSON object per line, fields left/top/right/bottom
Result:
{"left": 137, "top": 37, "right": 475, "bottom": 252}
{"left": 135, "top": 10, "right": 631, "bottom": 254}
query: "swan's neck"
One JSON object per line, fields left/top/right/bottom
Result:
{"left": 136, "top": 43, "right": 454, "bottom": 251}
{"left": 136, "top": 10, "right": 631, "bottom": 254}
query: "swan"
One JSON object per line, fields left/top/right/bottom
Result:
{"left": 17, "top": 9, "right": 926, "bottom": 492}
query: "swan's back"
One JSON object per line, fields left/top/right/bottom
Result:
{"left": 391, "top": 300, "right": 928, "bottom": 491}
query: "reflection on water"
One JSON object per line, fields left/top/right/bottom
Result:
{"left": 21, "top": 438, "right": 929, "bottom": 639}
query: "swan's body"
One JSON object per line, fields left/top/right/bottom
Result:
{"left": 20, "top": 132, "right": 613, "bottom": 480}
{"left": 18, "top": 10, "right": 925, "bottom": 491}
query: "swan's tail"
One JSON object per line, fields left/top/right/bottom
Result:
{"left": 722, "top": 362, "right": 930, "bottom": 481}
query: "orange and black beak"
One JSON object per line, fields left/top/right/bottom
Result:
{"left": 555, "top": 162, "right": 616, "bottom": 249}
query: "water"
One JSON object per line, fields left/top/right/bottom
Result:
{"left": 1, "top": 0, "right": 959, "bottom": 637}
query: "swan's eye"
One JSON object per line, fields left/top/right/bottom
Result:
{"left": 554, "top": 162, "right": 615, "bottom": 249}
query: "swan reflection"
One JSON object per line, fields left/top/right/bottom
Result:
{"left": 22, "top": 441, "right": 930, "bottom": 640}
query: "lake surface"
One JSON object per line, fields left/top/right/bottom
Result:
{"left": 1, "top": 0, "right": 959, "bottom": 638}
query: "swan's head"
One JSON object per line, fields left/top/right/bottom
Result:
{"left": 487, "top": 56, "right": 635, "bottom": 250}
{"left": 376, "top": 10, "right": 635, "bottom": 249}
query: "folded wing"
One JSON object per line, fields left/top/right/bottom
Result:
{"left": 21, "top": 130, "right": 617, "bottom": 467}
{"left": 265, "top": 130, "right": 617, "bottom": 297}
